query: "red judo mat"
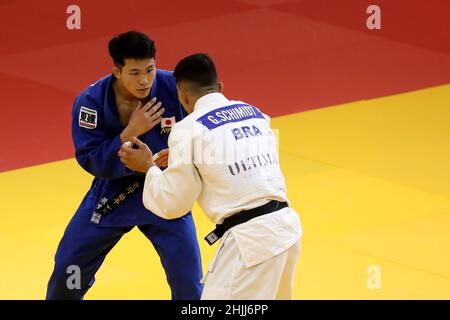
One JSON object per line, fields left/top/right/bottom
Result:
{"left": 0, "top": 0, "right": 450, "bottom": 172}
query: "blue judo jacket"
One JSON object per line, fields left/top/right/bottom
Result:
{"left": 71, "top": 70, "right": 188, "bottom": 227}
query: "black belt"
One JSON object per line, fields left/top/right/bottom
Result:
{"left": 90, "top": 177, "right": 144, "bottom": 224}
{"left": 204, "top": 200, "right": 288, "bottom": 245}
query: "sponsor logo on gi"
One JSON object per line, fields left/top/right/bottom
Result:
{"left": 79, "top": 106, "right": 97, "bottom": 129}
{"left": 228, "top": 152, "right": 279, "bottom": 176}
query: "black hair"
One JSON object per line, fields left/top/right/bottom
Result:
{"left": 173, "top": 53, "right": 218, "bottom": 88}
{"left": 108, "top": 31, "right": 156, "bottom": 67}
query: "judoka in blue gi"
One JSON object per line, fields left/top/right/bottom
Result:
{"left": 46, "top": 31, "right": 203, "bottom": 299}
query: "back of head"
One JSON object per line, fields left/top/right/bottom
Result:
{"left": 173, "top": 53, "right": 218, "bottom": 93}
{"left": 108, "top": 31, "right": 156, "bottom": 68}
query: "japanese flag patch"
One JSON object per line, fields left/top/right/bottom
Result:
{"left": 79, "top": 106, "right": 97, "bottom": 129}
{"left": 161, "top": 116, "right": 175, "bottom": 128}
{"left": 161, "top": 116, "right": 175, "bottom": 134}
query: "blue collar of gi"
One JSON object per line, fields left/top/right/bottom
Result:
{"left": 104, "top": 73, "right": 159, "bottom": 129}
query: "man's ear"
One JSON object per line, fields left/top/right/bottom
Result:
{"left": 112, "top": 65, "right": 121, "bottom": 79}
{"left": 218, "top": 81, "right": 224, "bottom": 93}
{"left": 181, "top": 90, "right": 190, "bottom": 107}
{"left": 177, "top": 85, "right": 187, "bottom": 105}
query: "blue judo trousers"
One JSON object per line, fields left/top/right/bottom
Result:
{"left": 46, "top": 71, "right": 203, "bottom": 299}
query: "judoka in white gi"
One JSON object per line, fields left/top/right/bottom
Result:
{"left": 118, "top": 53, "right": 302, "bottom": 300}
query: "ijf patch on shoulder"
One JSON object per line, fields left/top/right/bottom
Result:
{"left": 79, "top": 106, "right": 97, "bottom": 129}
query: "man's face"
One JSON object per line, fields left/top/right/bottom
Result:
{"left": 115, "top": 58, "right": 156, "bottom": 99}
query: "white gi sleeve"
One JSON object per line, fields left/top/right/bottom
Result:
{"left": 142, "top": 123, "right": 201, "bottom": 219}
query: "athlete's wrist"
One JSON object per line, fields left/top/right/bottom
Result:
{"left": 120, "top": 126, "right": 138, "bottom": 144}
{"left": 144, "top": 159, "right": 156, "bottom": 172}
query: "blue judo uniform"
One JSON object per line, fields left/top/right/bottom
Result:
{"left": 46, "top": 70, "right": 203, "bottom": 299}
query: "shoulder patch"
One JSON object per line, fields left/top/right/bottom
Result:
{"left": 160, "top": 116, "right": 176, "bottom": 134}
{"left": 79, "top": 106, "right": 97, "bottom": 129}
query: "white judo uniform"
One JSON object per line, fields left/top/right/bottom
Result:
{"left": 142, "top": 92, "right": 302, "bottom": 300}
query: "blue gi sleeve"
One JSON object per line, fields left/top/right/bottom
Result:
{"left": 71, "top": 95, "right": 133, "bottom": 179}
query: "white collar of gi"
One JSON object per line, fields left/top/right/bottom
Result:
{"left": 193, "top": 92, "right": 229, "bottom": 111}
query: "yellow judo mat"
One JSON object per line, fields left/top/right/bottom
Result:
{"left": 1, "top": 84, "right": 449, "bottom": 299}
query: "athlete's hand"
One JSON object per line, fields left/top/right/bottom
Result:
{"left": 120, "top": 98, "right": 165, "bottom": 143}
{"left": 153, "top": 148, "right": 169, "bottom": 168}
{"left": 118, "top": 137, "right": 155, "bottom": 173}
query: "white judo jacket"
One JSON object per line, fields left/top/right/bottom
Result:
{"left": 143, "top": 92, "right": 302, "bottom": 268}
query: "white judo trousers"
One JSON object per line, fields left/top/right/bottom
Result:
{"left": 201, "top": 209, "right": 302, "bottom": 300}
